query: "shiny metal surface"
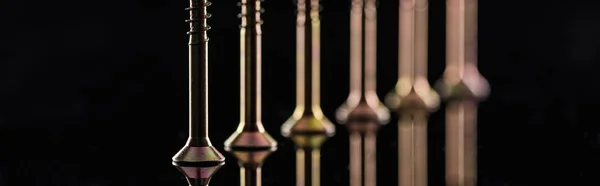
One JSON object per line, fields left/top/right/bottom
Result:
{"left": 224, "top": 0, "right": 278, "bottom": 185}
{"left": 436, "top": 0, "right": 490, "bottom": 185}
{"left": 385, "top": 0, "right": 439, "bottom": 186}
{"left": 172, "top": 0, "right": 225, "bottom": 185}
{"left": 336, "top": 0, "right": 389, "bottom": 186}
{"left": 281, "top": 0, "right": 335, "bottom": 185}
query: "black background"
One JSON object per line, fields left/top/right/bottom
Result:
{"left": 1, "top": 0, "right": 599, "bottom": 185}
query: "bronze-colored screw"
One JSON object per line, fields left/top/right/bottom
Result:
{"left": 224, "top": 0, "right": 278, "bottom": 186}
{"left": 436, "top": 0, "right": 489, "bottom": 185}
{"left": 337, "top": 0, "right": 389, "bottom": 186}
{"left": 172, "top": 0, "right": 226, "bottom": 186}
{"left": 281, "top": 0, "right": 335, "bottom": 185}
{"left": 385, "top": 0, "right": 439, "bottom": 186}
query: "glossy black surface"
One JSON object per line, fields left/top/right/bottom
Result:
{"left": 0, "top": 0, "right": 598, "bottom": 185}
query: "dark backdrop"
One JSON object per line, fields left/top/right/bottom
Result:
{"left": 0, "top": 0, "right": 599, "bottom": 185}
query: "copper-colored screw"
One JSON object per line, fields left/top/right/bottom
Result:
{"left": 281, "top": 0, "right": 335, "bottom": 185}
{"left": 436, "top": 0, "right": 489, "bottom": 186}
{"left": 172, "top": 0, "right": 226, "bottom": 185}
{"left": 224, "top": 0, "right": 278, "bottom": 186}
{"left": 385, "top": 0, "right": 439, "bottom": 186}
{"left": 337, "top": 0, "right": 389, "bottom": 186}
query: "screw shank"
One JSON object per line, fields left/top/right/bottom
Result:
{"left": 363, "top": 0, "right": 378, "bottom": 94}
{"left": 440, "top": 1, "right": 487, "bottom": 186}
{"left": 188, "top": 0, "right": 211, "bottom": 146}
{"left": 446, "top": 0, "right": 478, "bottom": 77}
{"left": 337, "top": 0, "right": 389, "bottom": 127}
{"left": 173, "top": 0, "right": 225, "bottom": 185}
{"left": 226, "top": 1, "right": 277, "bottom": 186}
{"left": 390, "top": 1, "right": 437, "bottom": 186}
{"left": 398, "top": 0, "right": 429, "bottom": 81}
{"left": 240, "top": 0, "right": 263, "bottom": 129}
{"left": 350, "top": 0, "right": 364, "bottom": 95}
{"left": 296, "top": 0, "right": 321, "bottom": 111}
